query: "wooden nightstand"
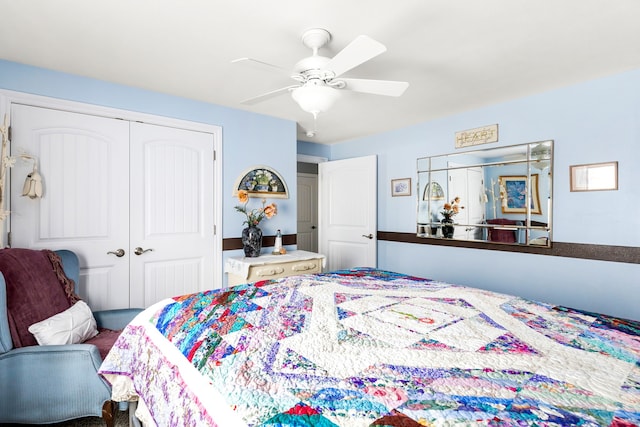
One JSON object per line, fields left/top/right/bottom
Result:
{"left": 225, "top": 250, "right": 326, "bottom": 287}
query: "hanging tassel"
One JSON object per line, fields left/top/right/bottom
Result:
{"left": 21, "top": 160, "right": 43, "bottom": 199}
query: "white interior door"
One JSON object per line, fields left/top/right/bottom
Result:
{"left": 10, "top": 104, "right": 130, "bottom": 310}
{"left": 296, "top": 173, "right": 318, "bottom": 252}
{"left": 129, "top": 122, "right": 215, "bottom": 308}
{"left": 448, "top": 164, "right": 484, "bottom": 240}
{"left": 466, "top": 167, "right": 485, "bottom": 239}
{"left": 319, "top": 155, "right": 377, "bottom": 271}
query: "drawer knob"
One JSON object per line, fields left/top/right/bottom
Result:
{"left": 257, "top": 267, "right": 285, "bottom": 277}
{"left": 292, "top": 263, "right": 316, "bottom": 272}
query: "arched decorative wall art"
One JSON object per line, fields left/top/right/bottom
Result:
{"left": 233, "top": 165, "right": 289, "bottom": 199}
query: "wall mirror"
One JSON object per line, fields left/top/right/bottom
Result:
{"left": 417, "top": 140, "right": 553, "bottom": 247}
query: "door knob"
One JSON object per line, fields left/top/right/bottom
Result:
{"left": 107, "top": 249, "right": 125, "bottom": 257}
{"left": 311, "top": 225, "right": 317, "bottom": 229}
{"left": 134, "top": 247, "right": 154, "bottom": 256}
{"left": 362, "top": 233, "right": 374, "bottom": 240}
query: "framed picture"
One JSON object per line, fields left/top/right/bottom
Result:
{"left": 233, "top": 165, "right": 289, "bottom": 199}
{"left": 499, "top": 174, "right": 541, "bottom": 214}
{"left": 391, "top": 178, "right": 411, "bottom": 197}
{"left": 570, "top": 161, "right": 618, "bottom": 191}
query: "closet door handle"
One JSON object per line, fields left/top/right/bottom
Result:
{"left": 134, "top": 247, "right": 154, "bottom": 256}
{"left": 107, "top": 249, "right": 125, "bottom": 257}
{"left": 362, "top": 233, "right": 374, "bottom": 240}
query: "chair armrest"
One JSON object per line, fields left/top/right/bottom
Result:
{"left": 93, "top": 308, "right": 143, "bottom": 330}
{"left": 0, "top": 343, "right": 104, "bottom": 371}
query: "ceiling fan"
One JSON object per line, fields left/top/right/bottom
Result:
{"left": 232, "top": 28, "right": 409, "bottom": 131}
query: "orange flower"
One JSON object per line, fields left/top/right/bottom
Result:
{"left": 237, "top": 189, "right": 249, "bottom": 204}
{"left": 235, "top": 196, "right": 277, "bottom": 226}
{"left": 263, "top": 203, "right": 277, "bottom": 218}
{"left": 441, "top": 197, "right": 463, "bottom": 220}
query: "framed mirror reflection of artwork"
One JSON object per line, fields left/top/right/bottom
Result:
{"left": 417, "top": 140, "right": 553, "bottom": 247}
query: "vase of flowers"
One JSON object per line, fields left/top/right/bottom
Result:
{"left": 440, "top": 197, "right": 463, "bottom": 238}
{"left": 235, "top": 190, "right": 277, "bottom": 257}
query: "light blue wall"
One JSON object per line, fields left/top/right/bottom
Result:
{"left": 0, "top": 59, "right": 298, "bottom": 260}
{"left": 2, "top": 59, "right": 637, "bottom": 319}
{"left": 297, "top": 140, "right": 330, "bottom": 159}
{"left": 327, "top": 69, "right": 640, "bottom": 321}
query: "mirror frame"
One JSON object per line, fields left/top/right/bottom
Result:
{"left": 417, "top": 140, "right": 553, "bottom": 247}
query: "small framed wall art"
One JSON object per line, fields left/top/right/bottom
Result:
{"left": 570, "top": 161, "right": 618, "bottom": 192}
{"left": 391, "top": 178, "right": 411, "bottom": 197}
{"left": 233, "top": 165, "right": 289, "bottom": 199}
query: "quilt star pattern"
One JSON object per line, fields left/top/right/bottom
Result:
{"left": 100, "top": 268, "right": 640, "bottom": 426}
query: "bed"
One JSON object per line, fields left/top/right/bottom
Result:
{"left": 99, "top": 268, "right": 640, "bottom": 426}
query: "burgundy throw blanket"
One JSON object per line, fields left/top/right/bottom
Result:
{"left": 0, "top": 248, "right": 81, "bottom": 348}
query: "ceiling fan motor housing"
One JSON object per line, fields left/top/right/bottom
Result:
{"left": 293, "top": 55, "right": 332, "bottom": 78}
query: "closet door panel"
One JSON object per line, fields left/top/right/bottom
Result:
{"left": 10, "top": 104, "right": 130, "bottom": 310}
{"left": 129, "top": 122, "right": 214, "bottom": 308}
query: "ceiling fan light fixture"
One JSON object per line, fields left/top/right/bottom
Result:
{"left": 291, "top": 84, "right": 341, "bottom": 116}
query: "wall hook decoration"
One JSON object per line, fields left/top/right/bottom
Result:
{"left": 20, "top": 154, "right": 43, "bottom": 199}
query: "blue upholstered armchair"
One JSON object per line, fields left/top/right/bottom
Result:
{"left": 0, "top": 249, "right": 142, "bottom": 424}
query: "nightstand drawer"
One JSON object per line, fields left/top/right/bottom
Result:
{"left": 225, "top": 251, "right": 325, "bottom": 287}
{"left": 248, "top": 259, "right": 322, "bottom": 281}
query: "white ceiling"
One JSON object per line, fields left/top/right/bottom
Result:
{"left": 1, "top": 0, "right": 639, "bottom": 145}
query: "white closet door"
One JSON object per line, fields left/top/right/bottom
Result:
{"left": 10, "top": 104, "right": 131, "bottom": 310}
{"left": 129, "top": 122, "right": 215, "bottom": 308}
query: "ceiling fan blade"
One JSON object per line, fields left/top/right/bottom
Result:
{"left": 240, "top": 85, "right": 300, "bottom": 105}
{"left": 339, "top": 78, "right": 409, "bottom": 97}
{"left": 326, "top": 35, "right": 387, "bottom": 78}
{"left": 231, "top": 57, "right": 286, "bottom": 74}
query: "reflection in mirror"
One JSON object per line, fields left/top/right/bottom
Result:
{"left": 417, "top": 141, "right": 553, "bottom": 247}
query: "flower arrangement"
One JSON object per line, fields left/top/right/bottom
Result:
{"left": 235, "top": 189, "right": 277, "bottom": 226}
{"left": 441, "top": 197, "right": 463, "bottom": 221}
{"left": 254, "top": 169, "right": 273, "bottom": 186}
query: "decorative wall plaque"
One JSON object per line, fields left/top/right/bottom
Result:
{"left": 455, "top": 124, "right": 499, "bottom": 148}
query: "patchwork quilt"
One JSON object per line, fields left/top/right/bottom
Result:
{"left": 99, "top": 268, "right": 640, "bottom": 426}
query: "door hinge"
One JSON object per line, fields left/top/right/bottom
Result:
{"left": 7, "top": 231, "right": 11, "bottom": 248}
{"left": 213, "top": 224, "right": 217, "bottom": 235}
{"left": 213, "top": 150, "right": 217, "bottom": 161}
{"left": 7, "top": 125, "right": 11, "bottom": 141}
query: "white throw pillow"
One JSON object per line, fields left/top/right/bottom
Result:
{"left": 28, "top": 300, "right": 99, "bottom": 345}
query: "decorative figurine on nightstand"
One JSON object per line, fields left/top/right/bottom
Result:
{"left": 272, "top": 229, "right": 283, "bottom": 255}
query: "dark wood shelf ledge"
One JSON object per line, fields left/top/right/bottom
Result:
{"left": 377, "top": 231, "right": 640, "bottom": 264}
